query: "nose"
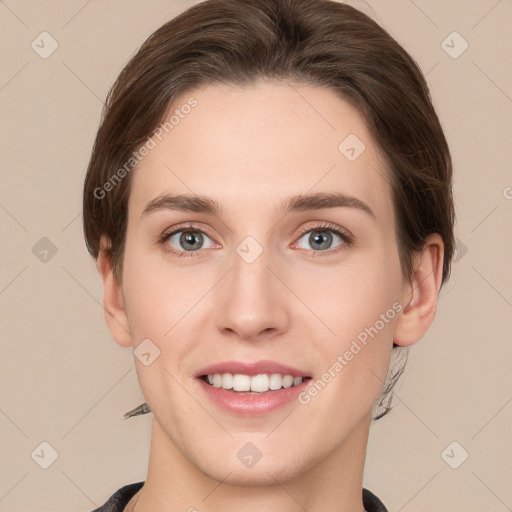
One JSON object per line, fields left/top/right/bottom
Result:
{"left": 214, "top": 240, "right": 291, "bottom": 342}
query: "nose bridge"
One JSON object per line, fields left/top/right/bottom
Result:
{"left": 215, "top": 232, "right": 289, "bottom": 339}
{"left": 230, "top": 235, "right": 275, "bottom": 304}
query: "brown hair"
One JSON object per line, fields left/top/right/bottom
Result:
{"left": 83, "top": 0, "right": 455, "bottom": 419}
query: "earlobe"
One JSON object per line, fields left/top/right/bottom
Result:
{"left": 97, "top": 235, "right": 132, "bottom": 348}
{"left": 394, "top": 233, "right": 444, "bottom": 347}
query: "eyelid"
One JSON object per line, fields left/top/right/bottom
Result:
{"left": 158, "top": 222, "right": 218, "bottom": 257}
{"left": 292, "top": 221, "right": 354, "bottom": 254}
{"left": 159, "top": 222, "right": 215, "bottom": 242}
{"left": 296, "top": 221, "right": 353, "bottom": 240}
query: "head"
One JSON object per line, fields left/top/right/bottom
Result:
{"left": 83, "top": 0, "right": 454, "bottom": 485}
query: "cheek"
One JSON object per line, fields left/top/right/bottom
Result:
{"left": 316, "top": 250, "right": 402, "bottom": 339}
{"left": 121, "top": 242, "right": 185, "bottom": 336}
{"left": 308, "top": 249, "right": 403, "bottom": 389}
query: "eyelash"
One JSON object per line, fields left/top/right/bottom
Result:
{"left": 158, "top": 222, "right": 353, "bottom": 259}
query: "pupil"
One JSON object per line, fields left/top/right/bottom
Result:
{"left": 311, "top": 231, "right": 331, "bottom": 250}
{"left": 182, "top": 232, "right": 202, "bottom": 250}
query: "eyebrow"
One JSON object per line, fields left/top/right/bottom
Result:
{"left": 141, "top": 192, "right": 376, "bottom": 220}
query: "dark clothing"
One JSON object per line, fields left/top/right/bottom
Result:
{"left": 90, "top": 480, "right": 389, "bottom": 511}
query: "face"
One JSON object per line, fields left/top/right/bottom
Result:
{"left": 116, "top": 81, "right": 407, "bottom": 485}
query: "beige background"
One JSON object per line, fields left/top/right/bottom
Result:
{"left": 0, "top": 0, "right": 511, "bottom": 511}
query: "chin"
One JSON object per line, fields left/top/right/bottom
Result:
{"left": 199, "top": 458, "right": 303, "bottom": 488}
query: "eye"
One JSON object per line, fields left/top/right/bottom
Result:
{"left": 293, "top": 222, "right": 353, "bottom": 255}
{"left": 159, "top": 221, "right": 353, "bottom": 259}
{"left": 159, "top": 224, "right": 217, "bottom": 257}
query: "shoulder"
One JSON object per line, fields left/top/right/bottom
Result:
{"left": 363, "top": 487, "right": 389, "bottom": 512}
{"left": 89, "top": 481, "right": 144, "bottom": 512}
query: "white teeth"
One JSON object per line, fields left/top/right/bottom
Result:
{"left": 232, "top": 374, "right": 251, "bottom": 391}
{"left": 269, "top": 373, "right": 283, "bottom": 390}
{"left": 205, "top": 373, "right": 305, "bottom": 392}
{"left": 282, "top": 375, "right": 294, "bottom": 388}
{"left": 221, "top": 373, "right": 233, "bottom": 389}
{"left": 250, "top": 374, "right": 269, "bottom": 392}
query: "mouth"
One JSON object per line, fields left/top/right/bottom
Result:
{"left": 194, "top": 360, "right": 313, "bottom": 415}
{"left": 199, "top": 373, "right": 312, "bottom": 393}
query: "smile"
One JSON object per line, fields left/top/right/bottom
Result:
{"left": 201, "top": 373, "right": 310, "bottom": 393}
{"left": 195, "top": 360, "right": 312, "bottom": 415}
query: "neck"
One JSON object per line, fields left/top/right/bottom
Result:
{"left": 129, "top": 413, "right": 371, "bottom": 512}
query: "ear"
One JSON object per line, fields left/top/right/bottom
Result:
{"left": 97, "top": 235, "right": 132, "bottom": 348}
{"left": 394, "top": 233, "right": 444, "bottom": 347}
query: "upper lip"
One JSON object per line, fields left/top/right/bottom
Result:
{"left": 195, "top": 360, "right": 310, "bottom": 378}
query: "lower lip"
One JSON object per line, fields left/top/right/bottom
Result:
{"left": 197, "top": 377, "right": 310, "bottom": 416}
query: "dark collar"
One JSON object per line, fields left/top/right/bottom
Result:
{"left": 91, "top": 481, "right": 388, "bottom": 512}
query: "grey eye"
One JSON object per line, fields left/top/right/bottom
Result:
{"left": 167, "top": 230, "right": 214, "bottom": 252}
{"left": 296, "top": 229, "right": 344, "bottom": 251}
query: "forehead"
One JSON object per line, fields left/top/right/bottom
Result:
{"left": 128, "top": 81, "right": 393, "bottom": 222}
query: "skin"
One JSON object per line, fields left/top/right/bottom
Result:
{"left": 97, "top": 81, "right": 444, "bottom": 512}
